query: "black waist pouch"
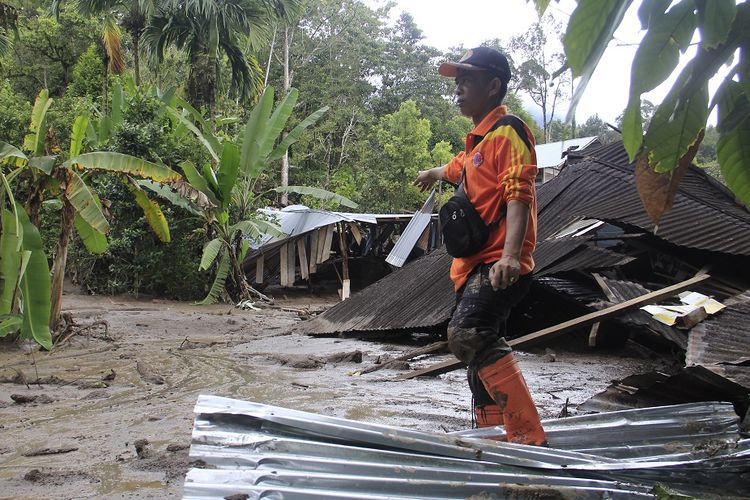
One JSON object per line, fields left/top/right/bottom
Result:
{"left": 439, "top": 184, "right": 494, "bottom": 258}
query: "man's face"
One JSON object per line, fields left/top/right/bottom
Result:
{"left": 454, "top": 69, "right": 494, "bottom": 118}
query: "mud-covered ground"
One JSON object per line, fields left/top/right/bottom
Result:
{"left": 0, "top": 288, "right": 669, "bottom": 499}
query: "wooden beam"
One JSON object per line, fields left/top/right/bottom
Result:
{"left": 279, "top": 244, "right": 289, "bottom": 287}
{"left": 309, "top": 232, "right": 319, "bottom": 274}
{"left": 349, "top": 222, "right": 363, "bottom": 245}
{"left": 297, "top": 239, "right": 309, "bottom": 280}
{"left": 592, "top": 273, "right": 617, "bottom": 302}
{"left": 394, "top": 274, "right": 710, "bottom": 380}
{"left": 287, "top": 243, "right": 296, "bottom": 286}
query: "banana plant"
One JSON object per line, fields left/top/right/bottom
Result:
{"left": 145, "top": 86, "right": 355, "bottom": 304}
{"left": 0, "top": 162, "right": 52, "bottom": 349}
{"left": 4, "top": 88, "right": 181, "bottom": 339}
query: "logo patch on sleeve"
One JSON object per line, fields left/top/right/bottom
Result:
{"left": 472, "top": 152, "right": 483, "bottom": 167}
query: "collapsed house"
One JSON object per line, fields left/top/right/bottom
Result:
{"left": 243, "top": 200, "right": 440, "bottom": 299}
{"left": 298, "top": 140, "right": 750, "bottom": 413}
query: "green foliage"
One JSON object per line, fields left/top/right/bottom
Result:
{"left": 67, "top": 44, "right": 105, "bottom": 98}
{"left": 167, "top": 86, "right": 340, "bottom": 304}
{"left": 547, "top": 0, "right": 750, "bottom": 210}
{"left": 0, "top": 5, "right": 99, "bottom": 100}
{"left": 360, "top": 100, "right": 431, "bottom": 213}
{"left": 0, "top": 80, "right": 31, "bottom": 146}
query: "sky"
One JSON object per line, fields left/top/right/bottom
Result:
{"left": 365, "top": 0, "right": 710, "bottom": 126}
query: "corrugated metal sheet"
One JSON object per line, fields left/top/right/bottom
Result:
{"left": 578, "top": 366, "right": 750, "bottom": 416}
{"left": 536, "top": 136, "right": 599, "bottom": 169}
{"left": 184, "top": 395, "right": 750, "bottom": 499}
{"left": 687, "top": 292, "right": 750, "bottom": 389}
{"left": 535, "top": 243, "right": 635, "bottom": 277}
{"left": 297, "top": 247, "right": 455, "bottom": 336}
{"left": 538, "top": 144, "right": 750, "bottom": 254}
{"left": 595, "top": 277, "right": 688, "bottom": 349}
{"left": 386, "top": 191, "right": 436, "bottom": 267}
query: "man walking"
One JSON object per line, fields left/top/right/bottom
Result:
{"left": 414, "top": 47, "right": 546, "bottom": 446}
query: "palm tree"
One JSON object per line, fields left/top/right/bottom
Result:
{"left": 143, "top": 0, "right": 301, "bottom": 112}
{"left": 0, "top": 2, "right": 19, "bottom": 57}
{"left": 52, "top": 1, "right": 156, "bottom": 85}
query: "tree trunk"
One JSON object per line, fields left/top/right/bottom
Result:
{"left": 49, "top": 199, "right": 76, "bottom": 332}
{"left": 187, "top": 38, "right": 216, "bottom": 115}
{"left": 280, "top": 26, "right": 291, "bottom": 206}
{"left": 133, "top": 34, "right": 141, "bottom": 86}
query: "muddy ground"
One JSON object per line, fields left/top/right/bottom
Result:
{"left": 0, "top": 287, "right": 669, "bottom": 499}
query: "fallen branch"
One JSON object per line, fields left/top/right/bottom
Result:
{"left": 395, "top": 274, "right": 711, "bottom": 380}
{"left": 22, "top": 447, "right": 78, "bottom": 457}
{"left": 360, "top": 341, "right": 448, "bottom": 375}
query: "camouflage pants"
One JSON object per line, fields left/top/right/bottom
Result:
{"left": 446, "top": 263, "right": 531, "bottom": 407}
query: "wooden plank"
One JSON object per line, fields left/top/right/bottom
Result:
{"left": 309, "top": 232, "right": 319, "bottom": 274}
{"left": 592, "top": 273, "right": 617, "bottom": 302}
{"left": 279, "top": 244, "right": 289, "bottom": 287}
{"left": 297, "top": 239, "right": 309, "bottom": 280}
{"left": 319, "top": 225, "right": 334, "bottom": 264}
{"left": 349, "top": 222, "right": 363, "bottom": 245}
{"left": 287, "top": 242, "right": 296, "bottom": 286}
{"left": 394, "top": 274, "right": 711, "bottom": 380}
{"left": 416, "top": 225, "right": 430, "bottom": 251}
{"left": 255, "top": 254, "right": 264, "bottom": 284}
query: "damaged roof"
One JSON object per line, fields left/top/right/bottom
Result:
{"left": 687, "top": 291, "right": 750, "bottom": 389}
{"left": 539, "top": 142, "right": 750, "bottom": 254}
{"left": 297, "top": 247, "right": 455, "bottom": 336}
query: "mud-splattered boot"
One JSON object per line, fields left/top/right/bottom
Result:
{"left": 475, "top": 404, "right": 504, "bottom": 429}
{"left": 478, "top": 353, "right": 547, "bottom": 446}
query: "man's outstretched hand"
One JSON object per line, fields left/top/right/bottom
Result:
{"left": 413, "top": 165, "right": 445, "bottom": 192}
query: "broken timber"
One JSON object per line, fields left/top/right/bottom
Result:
{"left": 395, "top": 274, "right": 711, "bottom": 380}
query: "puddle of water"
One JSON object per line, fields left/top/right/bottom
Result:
{"left": 94, "top": 462, "right": 164, "bottom": 495}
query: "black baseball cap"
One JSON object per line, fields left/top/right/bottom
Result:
{"left": 438, "top": 47, "right": 511, "bottom": 82}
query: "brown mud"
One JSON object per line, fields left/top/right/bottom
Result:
{"left": 0, "top": 289, "right": 667, "bottom": 499}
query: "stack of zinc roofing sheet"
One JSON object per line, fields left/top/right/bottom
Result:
{"left": 184, "top": 395, "right": 750, "bottom": 499}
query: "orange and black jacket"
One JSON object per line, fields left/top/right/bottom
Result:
{"left": 443, "top": 105, "right": 538, "bottom": 290}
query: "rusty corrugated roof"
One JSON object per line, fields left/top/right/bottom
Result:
{"left": 539, "top": 142, "right": 750, "bottom": 254}
{"left": 687, "top": 292, "right": 750, "bottom": 389}
{"left": 298, "top": 247, "right": 455, "bottom": 336}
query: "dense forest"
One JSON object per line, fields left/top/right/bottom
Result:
{"left": 0, "top": 0, "right": 726, "bottom": 349}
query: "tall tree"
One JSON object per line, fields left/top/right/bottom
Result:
{"left": 144, "top": 0, "right": 301, "bottom": 112}
{"left": 360, "top": 100, "right": 432, "bottom": 213}
{"left": 264, "top": 0, "right": 382, "bottom": 197}
{"left": 52, "top": 0, "right": 156, "bottom": 85}
{"left": 509, "top": 16, "right": 570, "bottom": 143}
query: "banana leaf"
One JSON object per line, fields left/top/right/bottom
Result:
{"left": 197, "top": 252, "right": 230, "bottom": 305}
{"left": 66, "top": 152, "right": 181, "bottom": 183}
{"left": 70, "top": 115, "right": 90, "bottom": 157}
{"left": 66, "top": 170, "right": 110, "bottom": 233}
{"left": 0, "top": 209, "right": 21, "bottom": 314}
{"left": 217, "top": 142, "right": 240, "bottom": 210}
{"left": 165, "top": 107, "right": 221, "bottom": 162}
{"left": 180, "top": 160, "right": 219, "bottom": 206}
{"left": 0, "top": 142, "right": 28, "bottom": 166}
{"left": 0, "top": 314, "right": 22, "bottom": 337}
{"left": 23, "top": 89, "right": 52, "bottom": 156}
{"left": 199, "top": 238, "right": 223, "bottom": 271}
{"left": 126, "top": 178, "right": 170, "bottom": 243}
{"left": 16, "top": 203, "right": 51, "bottom": 350}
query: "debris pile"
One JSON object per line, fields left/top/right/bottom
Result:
{"left": 184, "top": 395, "right": 750, "bottom": 498}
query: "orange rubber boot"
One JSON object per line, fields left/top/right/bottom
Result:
{"left": 475, "top": 404, "right": 504, "bottom": 430}
{"left": 478, "top": 353, "right": 547, "bottom": 446}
